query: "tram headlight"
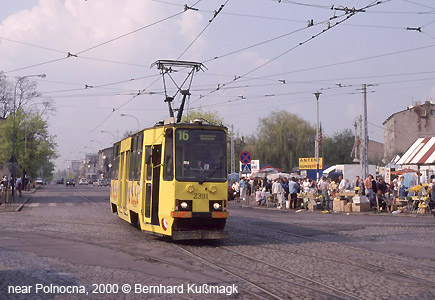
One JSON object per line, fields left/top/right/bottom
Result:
{"left": 209, "top": 200, "right": 223, "bottom": 212}
{"left": 175, "top": 199, "right": 192, "bottom": 211}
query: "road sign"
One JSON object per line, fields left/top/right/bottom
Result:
{"left": 239, "top": 151, "right": 252, "bottom": 165}
{"left": 299, "top": 157, "right": 323, "bottom": 169}
{"left": 241, "top": 164, "right": 251, "bottom": 174}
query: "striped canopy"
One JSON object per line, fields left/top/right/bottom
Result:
{"left": 397, "top": 137, "right": 435, "bottom": 165}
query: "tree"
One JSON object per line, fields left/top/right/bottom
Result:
{"left": 0, "top": 109, "right": 58, "bottom": 180}
{"left": 181, "top": 108, "right": 225, "bottom": 125}
{"left": 246, "top": 111, "right": 316, "bottom": 171}
{"left": 322, "top": 128, "right": 354, "bottom": 166}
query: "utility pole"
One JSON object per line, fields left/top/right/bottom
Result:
{"left": 230, "top": 124, "right": 235, "bottom": 177}
{"left": 361, "top": 84, "right": 370, "bottom": 179}
{"left": 314, "top": 91, "right": 321, "bottom": 181}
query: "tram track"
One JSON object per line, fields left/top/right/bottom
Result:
{"left": 226, "top": 222, "right": 435, "bottom": 287}
{"left": 174, "top": 242, "right": 361, "bottom": 300}
{"left": 234, "top": 221, "right": 435, "bottom": 273}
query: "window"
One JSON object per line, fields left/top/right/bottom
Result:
{"left": 145, "top": 146, "right": 152, "bottom": 181}
{"left": 112, "top": 143, "right": 120, "bottom": 180}
{"left": 163, "top": 129, "right": 174, "bottom": 181}
{"left": 128, "top": 134, "right": 144, "bottom": 181}
{"left": 175, "top": 129, "right": 227, "bottom": 182}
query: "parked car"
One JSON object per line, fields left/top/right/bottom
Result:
{"left": 36, "top": 178, "right": 44, "bottom": 185}
{"left": 79, "top": 178, "right": 88, "bottom": 185}
{"left": 97, "top": 179, "right": 110, "bottom": 187}
{"left": 66, "top": 179, "right": 75, "bottom": 187}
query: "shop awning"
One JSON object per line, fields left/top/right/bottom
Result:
{"left": 397, "top": 137, "right": 435, "bottom": 165}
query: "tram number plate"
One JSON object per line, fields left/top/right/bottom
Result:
{"left": 193, "top": 193, "right": 208, "bottom": 199}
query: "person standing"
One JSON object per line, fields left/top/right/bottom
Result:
{"left": 288, "top": 177, "right": 300, "bottom": 209}
{"left": 16, "top": 176, "right": 23, "bottom": 197}
{"left": 281, "top": 177, "right": 289, "bottom": 204}
{"left": 364, "top": 174, "right": 374, "bottom": 205}
{"left": 272, "top": 178, "right": 282, "bottom": 208}
{"left": 318, "top": 176, "right": 330, "bottom": 211}
{"left": 231, "top": 181, "right": 240, "bottom": 202}
{"left": 338, "top": 176, "right": 347, "bottom": 192}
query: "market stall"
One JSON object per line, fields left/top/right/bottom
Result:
{"left": 395, "top": 137, "right": 435, "bottom": 214}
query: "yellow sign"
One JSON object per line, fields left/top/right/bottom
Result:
{"left": 299, "top": 157, "right": 323, "bottom": 169}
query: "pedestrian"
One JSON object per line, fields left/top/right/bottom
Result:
{"left": 255, "top": 185, "right": 266, "bottom": 206}
{"left": 338, "top": 176, "right": 347, "bottom": 192}
{"left": 16, "top": 176, "right": 23, "bottom": 197}
{"left": 281, "top": 177, "right": 289, "bottom": 202}
{"left": 376, "top": 176, "right": 388, "bottom": 211}
{"left": 318, "top": 175, "right": 330, "bottom": 210}
{"left": 364, "top": 174, "right": 374, "bottom": 206}
{"left": 231, "top": 181, "right": 240, "bottom": 202}
{"left": 239, "top": 177, "right": 247, "bottom": 202}
{"left": 302, "top": 177, "right": 310, "bottom": 193}
{"left": 272, "top": 178, "right": 282, "bottom": 208}
{"left": 288, "top": 177, "right": 300, "bottom": 209}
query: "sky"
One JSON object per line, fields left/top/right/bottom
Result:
{"left": 1, "top": 0, "right": 435, "bottom": 171}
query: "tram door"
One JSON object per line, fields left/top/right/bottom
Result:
{"left": 151, "top": 145, "right": 161, "bottom": 226}
{"left": 119, "top": 150, "right": 130, "bottom": 216}
{"left": 142, "top": 145, "right": 161, "bottom": 226}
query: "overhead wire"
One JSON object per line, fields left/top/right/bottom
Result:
{"left": 176, "top": 0, "right": 229, "bottom": 60}
{"left": 190, "top": 0, "right": 389, "bottom": 106}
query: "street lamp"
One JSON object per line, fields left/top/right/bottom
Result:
{"left": 120, "top": 113, "right": 140, "bottom": 132}
{"left": 90, "top": 139, "right": 103, "bottom": 150}
{"left": 101, "top": 130, "right": 116, "bottom": 143}
{"left": 313, "top": 91, "right": 321, "bottom": 182}
{"left": 10, "top": 74, "right": 46, "bottom": 181}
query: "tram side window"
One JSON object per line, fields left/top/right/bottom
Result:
{"left": 145, "top": 146, "right": 152, "bottom": 181}
{"left": 112, "top": 143, "right": 120, "bottom": 180}
{"left": 135, "top": 133, "right": 143, "bottom": 181}
{"left": 129, "top": 136, "right": 136, "bottom": 180}
{"left": 163, "top": 129, "right": 174, "bottom": 181}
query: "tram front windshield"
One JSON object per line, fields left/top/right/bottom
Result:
{"left": 175, "top": 129, "right": 227, "bottom": 183}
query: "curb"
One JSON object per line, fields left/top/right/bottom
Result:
{"left": 16, "top": 196, "right": 32, "bottom": 212}
{"left": 237, "top": 203, "right": 434, "bottom": 218}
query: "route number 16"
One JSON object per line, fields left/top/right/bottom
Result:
{"left": 178, "top": 130, "right": 190, "bottom": 141}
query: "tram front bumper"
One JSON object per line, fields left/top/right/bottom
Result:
{"left": 172, "top": 230, "right": 228, "bottom": 240}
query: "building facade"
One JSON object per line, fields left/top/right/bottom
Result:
{"left": 383, "top": 101, "right": 435, "bottom": 162}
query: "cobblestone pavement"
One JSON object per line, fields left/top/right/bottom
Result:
{"left": 0, "top": 185, "right": 434, "bottom": 299}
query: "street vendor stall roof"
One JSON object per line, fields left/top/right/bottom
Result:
{"left": 396, "top": 137, "right": 435, "bottom": 165}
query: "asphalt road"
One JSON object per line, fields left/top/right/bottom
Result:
{"left": 0, "top": 184, "right": 434, "bottom": 299}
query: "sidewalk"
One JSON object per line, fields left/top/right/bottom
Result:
{"left": 0, "top": 188, "right": 37, "bottom": 213}
{"left": 236, "top": 195, "right": 434, "bottom": 218}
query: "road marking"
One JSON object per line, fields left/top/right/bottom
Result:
{"left": 48, "top": 203, "right": 57, "bottom": 207}
{"left": 28, "top": 203, "right": 40, "bottom": 207}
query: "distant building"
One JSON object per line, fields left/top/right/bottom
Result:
{"left": 383, "top": 101, "right": 435, "bottom": 162}
{"left": 368, "top": 140, "right": 384, "bottom": 164}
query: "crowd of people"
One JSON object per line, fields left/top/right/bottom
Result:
{"left": 230, "top": 173, "right": 435, "bottom": 213}
{"left": 0, "top": 175, "right": 28, "bottom": 205}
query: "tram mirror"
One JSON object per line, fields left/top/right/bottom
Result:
{"left": 145, "top": 148, "right": 152, "bottom": 164}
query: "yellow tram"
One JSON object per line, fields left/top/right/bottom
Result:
{"left": 109, "top": 120, "right": 229, "bottom": 240}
